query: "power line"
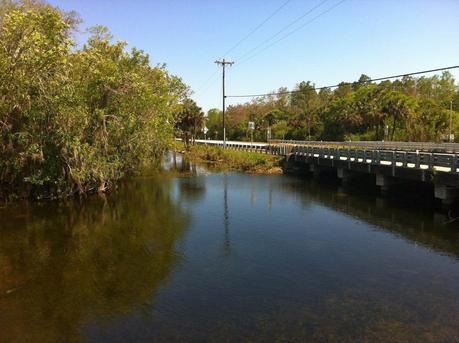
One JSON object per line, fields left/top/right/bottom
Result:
{"left": 222, "top": 0, "right": 292, "bottom": 58}
{"left": 226, "top": 65, "right": 459, "bottom": 98}
{"left": 233, "top": 0, "right": 330, "bottom": 64}
{"left": 194, "top": 69, "right": 220, "bottom": 95}
{"left": 236, "top": 0, "right": 347, "bottom": 67}
{"left": 195, "top": 0, "right": 292, "bottom": 96}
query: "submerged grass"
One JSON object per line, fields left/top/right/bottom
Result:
{"left": 178, "top": 143, "right": 284, "bottom": 174}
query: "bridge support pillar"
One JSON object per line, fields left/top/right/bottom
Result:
{"left": 309, "top": 163, "right": 321, "bottom": 177}
{"left": 433, "top": 212, "right": 448, "bottom": 226}
{"left": 376, "top": 174, "right": 396, "bottom": 193}
{"left": 434, "top": 184, "right": 459, "bottom": 205}
{"left": 375, "top": 197, "right": 388, "bottom": 209}
{"left": 337, "top": 168, "right": 353, "bottom": 184}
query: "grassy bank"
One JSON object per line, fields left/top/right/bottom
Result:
{"left": 179, "top": 144, "right": 284, "bottom": 174}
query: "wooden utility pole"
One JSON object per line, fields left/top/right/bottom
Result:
{"left": 215, "top": 59, "right": 234, "bottom": 147}
{"left": 450, "top": 100, "right": 454, "bottom": 142}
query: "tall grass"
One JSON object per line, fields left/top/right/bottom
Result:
{"left": 184, "top": 145, "right": 283, "bottom": 173}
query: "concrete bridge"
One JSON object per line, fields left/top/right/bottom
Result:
{"left": 194, "top": 139, "right": 459, "bottom": 205}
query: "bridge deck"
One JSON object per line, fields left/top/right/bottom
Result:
{"left": 270, "top": 139, "right": 459, "bottom": 153}
{"left": 192, "top": 139, "right": 459, "bottom": 203}
{"left": 195, "top": 139, "right": 458, "bottom": 173}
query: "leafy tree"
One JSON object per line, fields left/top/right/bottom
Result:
{"left": 0, "top": 1, "right": 188, "bottom": 198}
{"left": 206, "top": 108, "right": 222, "bottom": 139}
{"left": 290, "top": 81, "right": 320, "bottom": 140}
{"left": 176, "top": 98, "right": 204, "bottom": 145}
{"left": 272, "top": 120, "right": 288, "bottom": 139}
{"left": 381, "top": 90, "right": 417, "bottom": 140}
{"left": 219, "top": 72, "right": 459, "bottom": 143}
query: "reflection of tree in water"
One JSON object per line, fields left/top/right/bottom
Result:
{"left": 178, "top": 177, "right": 206, "bottom": 203}
{"left": 164, "top": 151, "right": 209, "bottom": 178}
{"left": 0, "top": 177, "right": 188, "bottom": 342}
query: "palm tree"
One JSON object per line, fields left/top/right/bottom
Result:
{"left": 382, "top": 91, "right": 416, "bottom": 140}
{"left": 177, "top": 99, "right": 205, "bottom": 145}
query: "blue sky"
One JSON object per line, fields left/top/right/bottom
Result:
{"left": 49, "top": 0, "right": 459, "bottom": 112}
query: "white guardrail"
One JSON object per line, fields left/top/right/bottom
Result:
{"left": 193, "top": 139, "right": 458, "bottom": 173}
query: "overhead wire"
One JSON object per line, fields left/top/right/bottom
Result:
{"left": 194, "top": 69, "right": 220, "bottom": 95}
{"left": 221, "top": 0, "right": 292, "bottom": 58}
{"left": 195, "top": 0, "right": 293, "bottom": 95}
{"left": 232, "top": 0, "right": 331, "bottom": 66}
{"left": 235, "top": 0, "right": 347, "bottom": 68}
{"left": 226, "top": 65, "right": 459, "bottom": 98}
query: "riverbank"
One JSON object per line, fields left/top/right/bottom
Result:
{"left": 177, "top": 143, "right": 284, "bottom": 174}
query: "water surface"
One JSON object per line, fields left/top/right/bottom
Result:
{"left": 1, "top": 158, "right": 459, "bottom": 342}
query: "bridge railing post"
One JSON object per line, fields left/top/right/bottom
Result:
{"left": 415, "top": 151, "right": 421, "bottom": 169}
{"left": 219, "top": 139, "right": 459, "bottom": 182}
{"left": 402, "top": 152, "right": 407, "bottom": 167}
{"left": 428, "top": 153, "right": 434, "bottom": 170}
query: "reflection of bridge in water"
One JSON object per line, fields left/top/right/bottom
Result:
{"left": 289, "top": 180, "right": 459, "bottom": 260}
{"left": 195, "top": 139, "right": 459, "bottom": 205}
{"left": 171, "top": 147, "right": 459, "bottom": 260}
{"left": 231, "top": 174, "right": 459, "bottom": 261}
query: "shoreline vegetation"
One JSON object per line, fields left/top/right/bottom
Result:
{"left": 3, "top": 2, "right": 458, "bottom": 202}
{"left": 0, "top": 1, "right": 189, "bottom": 200}
{"left": 177, "top": 143, "right": 283, "bottom": 174}
{"left": 205, "top": 73, "right": 459, "bottom": 144}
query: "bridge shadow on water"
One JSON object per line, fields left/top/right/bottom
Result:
{"left": 277, "top": 173, "right": 459, "bottom": 260}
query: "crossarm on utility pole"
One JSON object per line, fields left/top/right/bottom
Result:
{"left": 215, "top": 59, "right": 234, "bottom": 148}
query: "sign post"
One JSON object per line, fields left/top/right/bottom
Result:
{"left": 202, "top": 126, "right": 209, "bottom": 140}
{"left": 248, "top": 121, "right": 255, "bottom": 143}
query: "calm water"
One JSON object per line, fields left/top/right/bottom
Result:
{"left": 1, "top": 156, "right": 459, "bottom": 342}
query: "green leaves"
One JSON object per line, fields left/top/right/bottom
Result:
{"left": 222, "top": 72, "right": 458, "bottom": 143}
{"left": 0, "top": 1, "right": 187, "bottom": 199}
{"left": 176, "top": 98, "right": 204, "bottom": 145}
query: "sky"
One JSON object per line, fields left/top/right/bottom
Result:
{"left": 48, "top": 0, "right": 459, "bottom": 112}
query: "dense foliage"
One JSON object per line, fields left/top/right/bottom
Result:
{"left": 183, "top": 144, "right": 282, "bottom": 174}
{"left": 175, "top": 98, "right": 205, "bottom": 145}
{"left": 207, "top": 73, "right": 459, "bottom": 143}
{"left": 0, "top": 1, "right": 188, "bottom": 198}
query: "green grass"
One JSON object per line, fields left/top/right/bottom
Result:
{"left": 180, "top": 144, "right": 284, "bottom": 174}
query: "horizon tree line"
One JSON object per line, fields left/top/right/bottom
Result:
{"left": 203, "top": 72, "right": 459, "bottom": 143}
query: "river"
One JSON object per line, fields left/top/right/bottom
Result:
{"left": 1, "top": 154, "right": 459, "bottom": 342}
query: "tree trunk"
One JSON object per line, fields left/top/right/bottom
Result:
{"left": 391, "top": 115, "right": 396, "bottom": 141}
